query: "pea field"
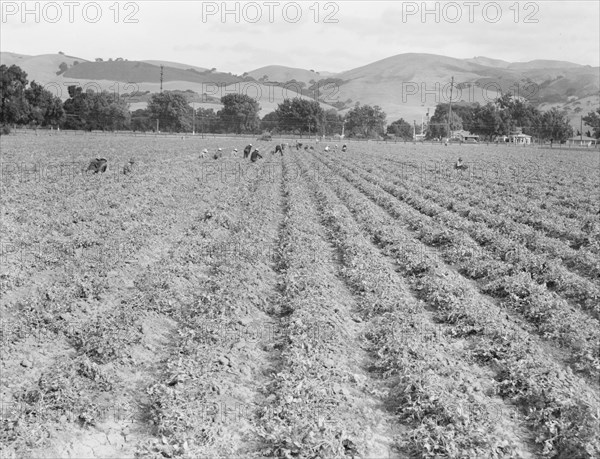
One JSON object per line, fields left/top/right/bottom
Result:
{"left": 1, "top": 134, "right": 599, "bottom": 458}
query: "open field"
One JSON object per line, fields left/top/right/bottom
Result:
{"left": 1, "top": 135, "right": 599, "bottom": 458}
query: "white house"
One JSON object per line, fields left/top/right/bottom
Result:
{"left": 508, "top": 128, "right": 531, "bottom": 144}
{"left": 509, "top": 133, "right": 532, "bottom": 144}
{"left": 451, "top": 130, "right": 479, "bottom": 142}
{"left": 566, "top": 136, "right": 598, "bottom": 147}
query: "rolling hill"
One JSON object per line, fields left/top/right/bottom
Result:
{"left": 330, "top": 53, "right": 599, "bottom": 123}
{"left": 246, "top": 65, "right": 329, "bottom": 85}
{"left": 1, "top": 51, "right": 597, "bottom": 127}
{"left": 141, "top": 60, "right": 208, "bottom": 73}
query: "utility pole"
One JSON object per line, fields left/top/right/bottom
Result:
{"left": 580, "top": 115, "right": 583, "bottom": 141}
{"left": 160, "top": 65, "right": 164, "bottom": 93}
{"left": 447, "top": 76, "right": 454, "bottom": 140}
{"left": 192, "top": 101, "right": 196, "bottom": 135}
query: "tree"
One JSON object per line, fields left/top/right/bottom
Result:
{"left": 583, "top": 107, "right": 600, "bottom": 139}
{"left": 539, "top": 107, "right": 573, "bottom": 142}
{"left": 63, "top": 85, "right": 130, "bottom": 131}
{"left": 196, "top": 107, "right": 220, "bottom": 133}
{"left": 0, "top": 64, "right": 30, "bottom": 126}
{"left": 130, "top": 109, "right": 154, "bottom": 132}
{"left": 428, "top": 104, "right": 464, "bottom": 138}
{"left": 495, "top": 94, "right": 539, "bottom": 136}
{"left": 273, "top": 98, "right": 324, "bottom": 134}
{"left": 57, "top": 62, "right": 69, "bottom": 75}
{"left": 323, "top": 109, "right": 343, "bottom": 136}
{"left": 24, "top": 81, "right": 65, "bottom": 127}
{"left": 471, "top": 103, "right": 505, "bottom": 140}
{"left": 147, "top": 91, "right": 193, "bottom": 132}
{"left": 219, "top": 93, "right": 260, "bottom": 134}
{"left": 387, "top": 118, "right": 413, "bottom": 140}
{"left": 344, "top": 103, "right": 386, "bottom": 138}
{"left": 260, "top": 111, "right": 280, "bottom": 133}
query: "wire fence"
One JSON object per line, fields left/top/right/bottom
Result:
{"left": 6, "top": 128, "right": 599, "bottom": 151}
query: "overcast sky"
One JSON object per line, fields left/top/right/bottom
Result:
{"left": 2, "top": 1, "right": 599, "bottom": 73}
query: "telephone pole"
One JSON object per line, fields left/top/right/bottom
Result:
{"left": 160, "top": 65, "right": 164, "bottom": 93}
{"left": 447, "top": 76, "right": 454, "bottom": 140}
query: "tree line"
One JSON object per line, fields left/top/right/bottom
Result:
{"left": 2, "top": 64, "right": 598, "bottom": 141}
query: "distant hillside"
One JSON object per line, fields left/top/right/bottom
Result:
{"left": 247, "top": 65, "right": 331, "bottom": 85}
{"left": 507, "top": 60, "right": 584, "bottom": 70}
{"left": 465, "top": 56, "right": 511, "bottom": 68}
{"left": 331, "top": 53, "right": 599, "bottom": 121}
{"left": 1, "top": 52, "right": 88, "bottom": 82}
{"left": 63, "top": 61, "right": 242, "bottom": 85}
{"left": 141, "top": 60, "right": 208, "bottom": 73}
{"left": 2, "top": 51, "right": 597, "bottom": 127}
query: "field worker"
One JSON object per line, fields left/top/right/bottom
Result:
{"left": 455, "top": 157, "right": 467, "bottom": 171}
{"left": 232, "top": 148, "right": 238, "bottom": 157}
{"left": 244, "top": 144, "right": 253, "bottom": 159}
{"left": 201, "top": 148, "right": 208, "bottom": 158}
{"left": 275, "top": 144, "right": 283, "bottom": 155}
{"left": 213, "top": 148, "right": 223, "bottom": 160}
{"left": 324, "top": 145, "right": 330, "bottom": 152}
{"left": 250, "top": 149, "right": 263, "bottom": 163}
{"left": 341, "top": 144, "right": 347, "bottom": 152}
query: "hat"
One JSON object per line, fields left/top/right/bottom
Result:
{"left": 233, "top": 148, "right": 238, "bottom": 152}
{"left": 202, "top": 148, "right": 208, "bottom": 153}
{"left": 218, "top": 148, "right": 222, "bottom": 151}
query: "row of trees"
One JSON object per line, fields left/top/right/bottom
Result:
{"left": 1, "top": 65, "right": 65, "bottom": 128}
{"left": 1, "top": 63, "right": 385, "bottom": 136}
{"left": 424, "top": 94, "right": 596, "bottom": 141}
{"left": 3, "top": 64, "right": 598, "bottom": 140}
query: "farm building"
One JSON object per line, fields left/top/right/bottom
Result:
{"left": 509, "top": 133, "right": 532, "bottom": 144}
{"left": 507, "top": 128, "right": 532, "bottom": 144}
{"left": 451, "top": 130, "right": 479, "bottom": 142}
{"left": 566, "top": 136, "right": 598, "bottom": 147}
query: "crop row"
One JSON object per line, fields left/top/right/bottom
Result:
{"left": 379, "top": 154, "right": 600, "bottom": 256}
{"left": 136, "top": 159, "right": 284, "bottom": 458}
{"left": 1, "top": 158, "right": 230, "bottom": 456}
{"left": 292, "top": 153, "right": 537, "bottom": 457}
{"left": 308, "top": 151, "right": 600, "bottom": 457}
{"left": 335, "top": 153, "right": 600, "bottom": 319}
{"left": 373, "top": 150, "right": 599, "bottom": 226}
{"left": 317, "top": 153, "right": 600, "bottom": 379}
{"left": 251, "top": 153, "right": 380, "bottom": 457}
{"left": 362, "top": 152, "right": 600, "bottom": 279}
